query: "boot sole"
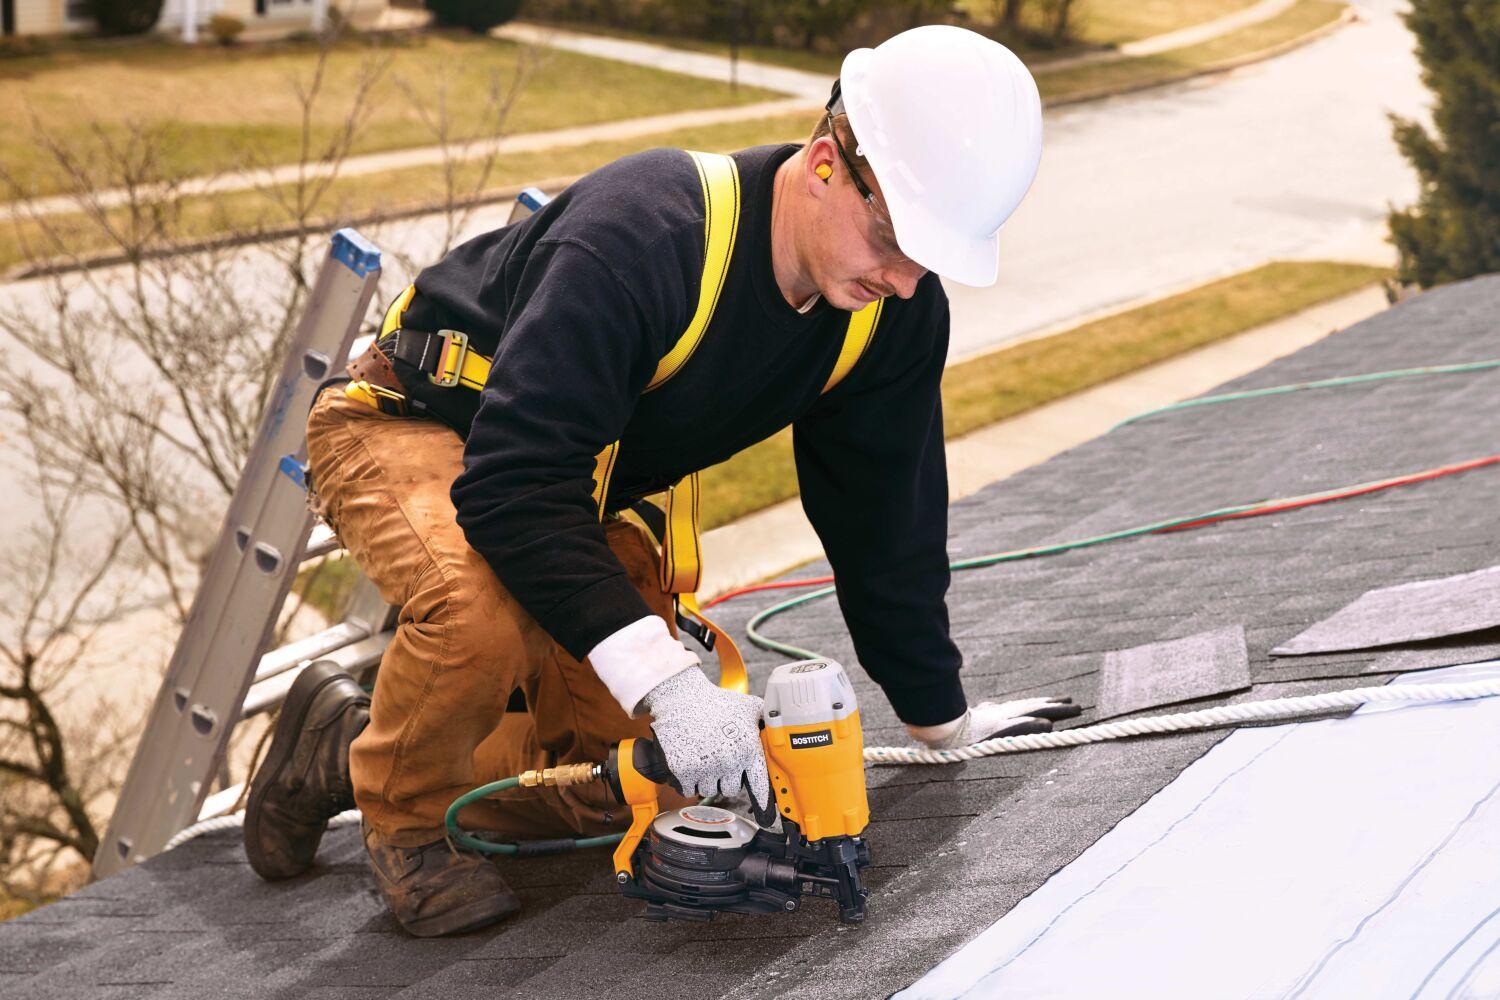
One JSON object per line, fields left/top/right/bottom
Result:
{"left": 399, "top": 888, "right": 522, "bottom": 938}
{"left": 244, "top": 660, "right": 363, "bottom": 880}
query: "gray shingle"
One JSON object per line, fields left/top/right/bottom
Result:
{"left": 1272, "top": 565, "right": 1500, "bottom": 655}
{"left": 1097, "top": 625, "right": 1250, "bottom": 718}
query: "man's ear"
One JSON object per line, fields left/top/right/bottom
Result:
{"left": 807, "top": 137, "right": 839, "bottom": 194}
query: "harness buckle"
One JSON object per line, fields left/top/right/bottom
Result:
{"left": 428, "top": 329, "right": 470, "bottom": 388}
{"left": 675, "top": 602, "right": 716, "bottom": 652}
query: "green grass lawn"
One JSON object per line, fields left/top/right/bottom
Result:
{"left": 531, "top": 0, "right": 1270, "bottom": 76}
{"left": 1, "top": 110, "right": 822, "bottom": 274}
{"left": 963, "top": 0, "right": 1263, "bottom": 47}
{"left": 1039, "top": 0, "right": 1346, "bottom": 102}
{"left": 297, "top": 259, "right": 1388, "bottom": 620}
{"left": 0, "top": 0, "right": 1346, "bottom": 276}
{"left": 1, "top": 30, "right": 780, "bottom": 199}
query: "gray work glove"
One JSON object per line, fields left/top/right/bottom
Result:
{"left": 909, "top": 697, "right": 1082, "bottom": 750}
{"left": 638, "top": 668, "right": 772, "bottom": 811}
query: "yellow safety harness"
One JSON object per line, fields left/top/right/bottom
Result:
{"left": 349, "top": 151, "right": 884, "bottom": 692}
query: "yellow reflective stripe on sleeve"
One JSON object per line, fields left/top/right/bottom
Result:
{"left": 381, "top": 284, "right": 416, "bottom": 337}
{"left": 677, "top": 592, "right": 748, "bottom": 694}
{"left": 822, "top": 297, "right": 883, "bottom": 395}
{"left": 658, "top": 473, "right": 702, "bottom": 595}
{"left": 645, "top": 151, "right": 741, "bottom": 392}
{"left": 590, "top": 442, "right": 620, "bottom": 521}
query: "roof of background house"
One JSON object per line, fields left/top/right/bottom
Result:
{"left": 5, "top": 275, "right": 1499, "bottom": 1000}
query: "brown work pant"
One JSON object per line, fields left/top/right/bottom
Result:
{"left": 304, "top": 386, "right": 691, "bottom": 848}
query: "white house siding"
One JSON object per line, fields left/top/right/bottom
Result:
{"left": 8, "top": 0, "right": 385, "bottom": 36}
{"left": 13, "top": 0, "right": 85, "bottom": 35}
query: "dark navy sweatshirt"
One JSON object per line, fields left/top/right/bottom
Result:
{"left": 398, "top": 142, "right": 966, "bottom": 726}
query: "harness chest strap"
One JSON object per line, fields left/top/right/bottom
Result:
{"left": 352, "top": 150, "right": 883, "bottom": 694}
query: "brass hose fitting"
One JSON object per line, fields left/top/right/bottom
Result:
{"left": 517, "top": 762, "right": 602, "bottom": 789}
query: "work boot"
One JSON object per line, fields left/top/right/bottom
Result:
{"left": 244, "top": 660, "right": 370, "bottom": 880}
{"left": 363, "top": 821, "right": 521, "bottom": 937}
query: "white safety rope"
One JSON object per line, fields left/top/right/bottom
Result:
{"left": 163, "top": 680, "right": 1500, "bottom": 850}
{"left": 863, "top": 679, "right": 1500, "bottom": 764}
{"left": 164, "top": 808, "right": 360, "bottom": 851}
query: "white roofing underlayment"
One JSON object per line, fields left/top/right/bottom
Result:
{"left": 900, "top": 660, "right": 1500, "bottom": 1000}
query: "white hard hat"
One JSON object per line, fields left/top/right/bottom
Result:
{"left": 837, "top": 25, "right": 1043, "bottom": 287}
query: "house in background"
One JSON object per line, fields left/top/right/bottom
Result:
{"left": 2, "top": 0, "right": 390, "bottom": 40}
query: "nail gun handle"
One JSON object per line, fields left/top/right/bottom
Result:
{"left": 603, "top": 737, "right": 677, "bottom": 802}
{"left": 631, "top": 738, "right": 677, "bottom": 789}
{"left": 605, "top": 736, "right": 674, "bottom": 882}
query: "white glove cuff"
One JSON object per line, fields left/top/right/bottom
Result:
{"left": 906, "top": 709, "right": 973, "bottom": 749}
{"left": 588, "top": 615, "right": 700, "bottom": 718}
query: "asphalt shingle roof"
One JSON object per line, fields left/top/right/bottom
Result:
{"left": 6, "top": 275, "right": 1500, "bottom": 999}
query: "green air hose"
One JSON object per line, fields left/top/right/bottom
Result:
{"left": 446, "top": 358, "right": 1500, "bottom": 854}
{"left": 445, "top": 773, "right": 722, "bottom": 856}
{"left": 745, "top": 496, "right": 1294, "bottom": 659}
{"left": 444, "top": 776, "right": 628, "bottom": 855}
{"left": 745, "top": 455, "right": 1500, "bottom": 660}
{"left": 1115, "top": 359, "right": 1500, "bottom": 427}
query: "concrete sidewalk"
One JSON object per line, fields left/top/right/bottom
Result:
{"left": 699, "top": 282, "right": 1391, "bottom": 599}
{"left": 1045, "top": 0, "right": 1300, "bottom": 69}
{"left": 494, "top": 22, "right": 832, "bottom": 99}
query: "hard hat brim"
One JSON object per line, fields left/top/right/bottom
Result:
{"left": 887, "top": 195, "right": 1002, "bottom": 288}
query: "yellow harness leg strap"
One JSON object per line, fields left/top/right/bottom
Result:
{"left": 598, "top": 152, "right": 885, "bottom": 694}
{"left": 657, "top": 290, "right": 878, "bottom": 693}
{"left": 621, "top": 151, "right": 747, "bottom": 692}
{"left": 656, "top": 470, "right": 748, "bottom": 694}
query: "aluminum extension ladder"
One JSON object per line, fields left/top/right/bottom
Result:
{"left": 95, "top": 195, "right": 552, "bottom": 879}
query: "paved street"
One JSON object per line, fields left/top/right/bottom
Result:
{"left": 957, "top": 0, "right": 1422, "bottom": 356}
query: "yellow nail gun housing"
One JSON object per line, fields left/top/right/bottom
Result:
{"left": 605, "top": 659, "right": 872, "bottom": 924}
{"left": 761, "top": 659, "right": 869, "bottom": 842}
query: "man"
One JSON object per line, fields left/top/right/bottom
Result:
{"left": 244, "top": 24, "right": 1076, "bottom": 937}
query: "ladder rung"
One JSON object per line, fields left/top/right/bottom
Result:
{"left": 253, "top": 620, "right": 371, "bottom": 684}
{"left": 303, "top": 523, "right": 340, "bottom": 560}
{"left": 240, "top": 633, "right": 390, "bottom": 718}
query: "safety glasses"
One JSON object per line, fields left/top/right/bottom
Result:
{"left": 824, "top": 111, "right": 911, "bottom": 266}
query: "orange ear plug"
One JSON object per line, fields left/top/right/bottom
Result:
{"left": 815, "top": 163, "right": 832, "bottom": 181}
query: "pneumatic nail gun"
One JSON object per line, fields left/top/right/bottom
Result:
{"left": 603, "top": 658, "right": 872, "bottom": 924}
